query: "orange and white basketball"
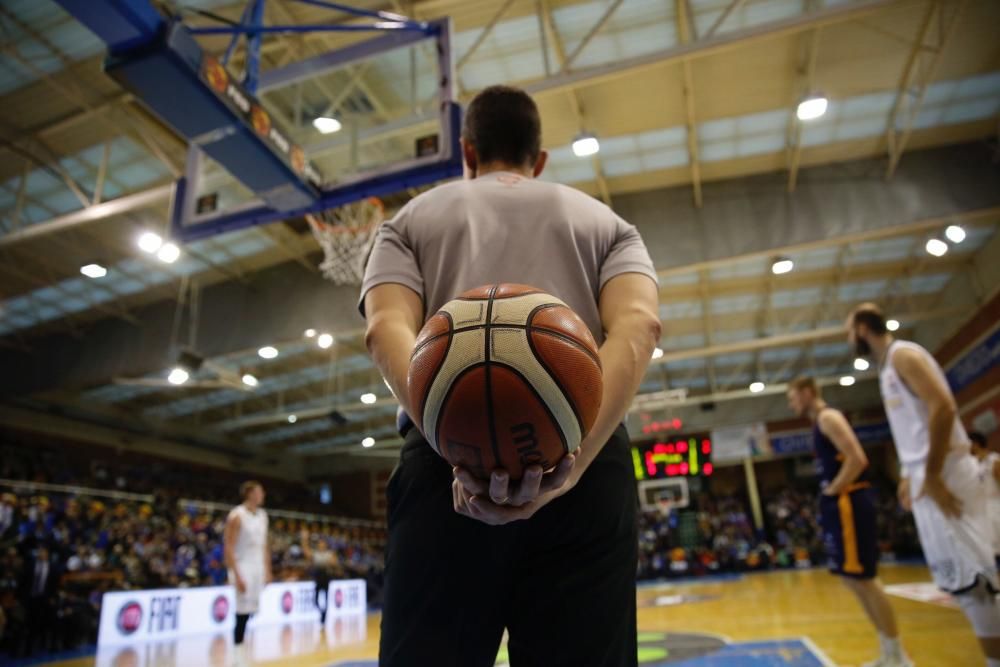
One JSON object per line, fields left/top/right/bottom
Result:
{"left": 408, "top": 283, "right": 602, "bottom": 480}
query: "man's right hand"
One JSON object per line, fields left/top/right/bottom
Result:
{"left": 235, "top": 574, "right": 247, "bottom": 594}
{"left": 897, "top": 477, "right": 912, "bottom": 512}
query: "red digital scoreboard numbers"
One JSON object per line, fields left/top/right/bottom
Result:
{"left": 631, "top": 436, "right": 713, "bottom": 480}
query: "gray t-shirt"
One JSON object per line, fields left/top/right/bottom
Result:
{"left": 359, "top": 171, "right": 657, "bottom": 344}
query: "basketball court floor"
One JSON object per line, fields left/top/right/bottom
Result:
{"left": 34, "top": 565, "right": 978, "bottom": 667}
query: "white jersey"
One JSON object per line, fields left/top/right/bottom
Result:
{"left": 878, "top": 340, "right": 969, "bottom": 468}
{"left": 229, "top": 503, "right": 268, "bottom": 568}
{"left": 228, "top": 504, "right": 268, "bottom": 614}
{"left": 978, "top": 452, "right": 1000, "bottom": 555}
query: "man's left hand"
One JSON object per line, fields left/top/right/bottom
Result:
{"left": 452, "top": 454, "right": 577, "bottom": 525}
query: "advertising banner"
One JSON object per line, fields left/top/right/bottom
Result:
{"left": 97, "top": 585, "right": 234, "bottom": 647}
{"left": 248, "top": 581, "right": 320, "bottom": 628}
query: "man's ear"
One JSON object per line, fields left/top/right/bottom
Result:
{"left": 461, "top": 138, "right": 478, "bottom": 179}
{"left": 532, "top": 150, "right": 548, "bottom": 178}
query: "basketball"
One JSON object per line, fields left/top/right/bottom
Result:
{"left": 408, "top": 283, "right": 603, "bottom": 480}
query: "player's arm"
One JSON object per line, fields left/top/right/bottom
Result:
{"left": 816, "top": 409, "right": 869, "bottom": 496}
{"left": 363, "top": 283, "right": 423, "bottom": 420}
{"left": 223, "top": 513, "right": 245, "bottom": 592}
{"left": 573, "top": 272, "right": 662, "bottom": 473}
{"left": 892, "top": 346, "right": 962, "bottom": 517}
{"left": 264, "top": 525, "right": 273, "bottom": 583}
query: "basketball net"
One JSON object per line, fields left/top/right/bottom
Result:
{"left": 306, "top": 197, "right": 385, "bottom": 285}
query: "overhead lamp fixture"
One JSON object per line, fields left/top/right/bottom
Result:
{"left": 288, "top": 414, "right": 298, "bottom": 424}
{"left": 925, "top": 238, "right": 948, "bottom": 257}
{"left": 770, "top": 257, "right": 794, "bottom": 275}
{"left": 652, "top": 347, "right": 664, "bottom": 360}
{"left": 156, "top": 242, "right": 181, "bottom": 264}
{"left": 242, "top": 374, "right": 258, "bottom": 387}
{"left": 167, "top": 367, "right": 189, "bottom": 385}
{"left": 571, "top": 132, "right": 600, "bottom": 158}
{"left": 317, "top": 333, "right": 334, "bottom": 349}
{"left": 362, "top": 437, "right": 375, "bottom": 448}
{"left": 853, "top": 358, "right": 870, "bottom": 372}
{"left": 886, "top": 319, "right": 900, "bottom": 332}
{"left": 258, "top": 346, "right": 279, "bottom": 359}
{"left": 80, "top": 263, "right": 107, "bottom": 279}
{"left": 749, "top": 381, "right": 765, "bottom": 393}
{"left": 137, "top": 231, "right": 163, "bottom": 254}
{"left": 360, "top": 393, "right": 377, "bottom": 405}
{"left": 176, "top": 349, "right": 204, "bottom": 374}
{"left": 312, "top": 116, "right": 342, "bottom": 134}
{"left": 304, "top": 329, "right": 317, "bottom": 338}
{"left": 945, "top": 225, "right": 966, "bottom": 244}
{"left": 839, "top": 376, "right": 856, "bottom": 387}
{"left": 796, "top": 95, "right": 828, "bottom": 121}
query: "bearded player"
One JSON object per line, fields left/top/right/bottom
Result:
{"left": 788, "top": 377, "right": 911, "bottom": 667}
{"left": 848, "top": 303, "right": 1000, "bottom": 664}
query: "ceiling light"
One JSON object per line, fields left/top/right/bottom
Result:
{"left": 258, "top": 346, "right": 278, "bottom": 359}
{"left": 167, "top": 367, "right": 189, "bottom": 385}
{"left": 304, "top": 328, "right": 317, "bottom": 338}
{"left": 137, "top": 232, "right": 163, "bottom": 254}
{"left": 945, "top": 225, "right": 966, "bottom": 244}
{"left": 242, "top": 374, "right": 258, "bottom": 387}
{"left": 156, "top": 242, "right": 181, "bottom": 264}
{"left": 288, "top": 414, "right": 298, "bottom": 424}
{"left": 360, "top": 393, "right": 377, "bottom": 405}
{"left": 796, "top": 95, "right": 828, "bottom": 121}
{"left": 317, "top": 333, "right": 334, "bottom": 349}
{"left": 571, "top": 133, "right": 600, "bottom": 158}
{"left": 362, "top": 437, "right": 375, "bottom": 448}
{"left": 749, "top": 381, "right": 765, "bottom": 393}
{"left": 80, "top": 263, "right": 107, "bottom": 279}
{"left": 652, "top": 347, "right": 664, "bottom": 360}
{"left": 886, "top": 319, "right": 900, "bottom": 332}
{"left": 771, "top": 258, "right": 794, "bottom": 275}
{"left": 925, "top": 238, "right": 948, "bottom": 257}
{"left": 839, "top": 376, "right": 856, "bottom": 387}
{"left": 312, "top": 116, "right": 342, "bottom": 134}
{"left": 854, "top": 358, "right": 870, "bottom": 371}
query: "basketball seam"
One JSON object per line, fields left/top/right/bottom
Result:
{"left": 526, "top": 303, "right": 602, "bottom": 366}
{"left": 526, "top": 329, "right": 586, "bottom": 442}
{"left": 484, "top": 284, "right": 503, "bottom": 471}
{"left": 433, "top": 363, "right": 486, "bottom": 466}
{"left": 453, "top": 291, "right": 543, "bottom": 302}
{"left": 417, "top": 311, "right": 453, "bottom": 447}
{"left": 490, "top": 361, "right": 569, "bottom": 456}
{"left": 412, "top": 323, "right": 600, "bottom": 361}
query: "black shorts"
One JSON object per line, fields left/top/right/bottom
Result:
{"left": 379, "top": 424, "right": 638, "bottom": 667}
{"left": 819, "top": 484, "right": 879, "bottom": 580}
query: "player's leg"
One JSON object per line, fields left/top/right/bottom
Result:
{"left": 954, "top": 577, "right": 1000, "bottom": 664}
{"left": 506, "top": 425, "right": 638, "bottom": 667}
{"left": 379, "top": 428, "right": 510, "bottom": 667}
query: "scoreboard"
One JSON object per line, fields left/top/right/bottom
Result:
{"left": 631, "top": 436, "right": 713, "bottom": 480}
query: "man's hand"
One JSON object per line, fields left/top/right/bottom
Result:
{"left": 897, "top": 477, "right": 912, "bottom": 512}
{"left": 235, "top": 574, "right": 247, "bottom": 594}
{"left": 452, "top": 454, "right": 577, "bottom": 525}
{"left": 918, "top": 474, "right": 961, "bottom": 518}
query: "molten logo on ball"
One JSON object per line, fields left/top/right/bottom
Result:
{"left": 281, "top": 591, "right": 294, "bottom": 615}
{"left": 117, "top": 601, "right": 142, "bottom": 635}
{"left": 212, "top": 595, "right": 229, "bottom": 623}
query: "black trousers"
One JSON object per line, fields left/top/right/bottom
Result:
{"left": 379, "top": 424, "right": 638, "bottom": 667}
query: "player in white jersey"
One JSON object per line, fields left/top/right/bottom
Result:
{"left": 970, "top": 432, "right": 1000, "bottom": 564}
{"left": 848, "top": 303, "right": 1000, "bottom": 665}
{"left": 224, "top": 481, "right": 271, "bottom": 645}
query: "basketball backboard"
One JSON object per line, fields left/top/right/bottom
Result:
{"left": 638, "top": 478, "right": 690, "bottom": 514}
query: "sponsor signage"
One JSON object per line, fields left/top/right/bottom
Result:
{"left": 947, "top": 325, "right": 1000, "bottom": 394}
{"left": 248, "top": 581, "right": 320, "bottom": 628}
{"left": 199, "top": 55, "right": 323, "bottom": 189}
{"left": 98, "top": 586, "right": 234, "bottom": 646}
{"left": 326, "top": 579, "right": 366, "bottom": 620}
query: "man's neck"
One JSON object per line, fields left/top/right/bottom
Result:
{"left": 476, "top": 162, "right": 533, "bottom": 178}
{"left": 807, "top": 398, "right": 828, "bottom": 423}
{"left": 243, "top": 501, "right": 258, "bottom": 513}
{"left": 870, "top": 334, "right": 895, "bottom": 365}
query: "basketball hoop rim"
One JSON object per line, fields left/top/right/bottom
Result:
{"left": 306, "top": 197, "right": 385, "bottom": 234}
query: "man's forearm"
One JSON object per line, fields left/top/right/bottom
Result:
{"left": 826, "top": 458, "right": 865, "bottom": 494}
{"left": 577, "top": 316, "right": 659, "bottom": 470}
{"left": 925, "top": 404, "right": 957, "bottom": 476}
{"left": 366, "top": 320, "right": 418, "bottom": 419}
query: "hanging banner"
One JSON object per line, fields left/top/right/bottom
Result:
{"left": 710, "top": 423, "right": 770, "bottom": 462}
